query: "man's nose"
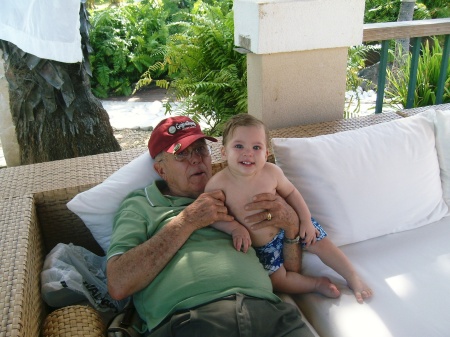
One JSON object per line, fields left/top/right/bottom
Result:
{"left": 189, "top": 150, "right": 202, "bottom": 163}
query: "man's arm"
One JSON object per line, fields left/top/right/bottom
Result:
{"left": 107, "top": 190, "right": 234, "bottom": 300}
{"left": 243, "top": 193, "right": 302, "bottom": 273}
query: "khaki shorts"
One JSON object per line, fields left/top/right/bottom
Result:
{"left": 149, "top": 293, "right": 314, "bottom": 337}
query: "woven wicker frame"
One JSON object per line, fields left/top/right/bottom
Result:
{"left": 1, "top": 104, "right": 448, "bottom": 336}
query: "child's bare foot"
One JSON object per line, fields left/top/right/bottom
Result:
{"left": 315, "top": 277, "right": 340, "bottom": 298}
{"left": 347, "top": 275, "right": 373, "bottom": 304}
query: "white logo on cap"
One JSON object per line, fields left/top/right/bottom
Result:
{"left": 176, "top": 121, "right": 196, "bottom": 130}
{"left": 168, "top": 126, "right": 177, "bottom": 134}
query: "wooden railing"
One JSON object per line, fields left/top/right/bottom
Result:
{"left": 362, "top": 18, "right": 450, "bottom": 113}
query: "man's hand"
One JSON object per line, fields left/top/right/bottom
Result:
{"left": 181, "top": 190, "right": 235, "bottom": 231}
{"left": 244, "top": 193, "right": 299, "bottom": 239}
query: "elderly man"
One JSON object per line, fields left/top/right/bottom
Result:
{"left": 106, "top": 116, "right": 314, "bottom": 336}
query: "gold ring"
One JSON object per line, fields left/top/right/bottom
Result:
{"left": 267, "top": 212, "right": 272, "bottom": 221}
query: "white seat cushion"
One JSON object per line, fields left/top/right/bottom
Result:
{"left": 294, "top": 215, "right": 450, "bottom": 337}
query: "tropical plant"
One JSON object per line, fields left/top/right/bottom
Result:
{"left": 419, "top": 0, "right": 450, "bottom": 18}
{"left": 385, "top": 37, "right": 450, "bottom": 108}
{"left": 345, "top": 45, "right": 379, "bottom": 118}
{"left": 136, "top": 1, "right": 245, "bottom": 135}
{"left": 364, "top": 0, "right": 430, "bottom": 23}
{"left": 89, "top": 0, "right": 169, "bottom": 97}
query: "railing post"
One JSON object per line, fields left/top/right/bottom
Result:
{"left": 375, "top": 40, "right": 389, "bottom": 114}
{"left": 406, "top": 37, "right": 422, "bottom": 109}
{"left": 436, "top": 34, "right": 450, "bottom": 105}
{"left": 364, "top": 19, "right": 450, "bottom": 113}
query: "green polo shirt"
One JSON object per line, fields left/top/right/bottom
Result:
{"left": 107, "top": 180, "right": 280, "bottom": 331}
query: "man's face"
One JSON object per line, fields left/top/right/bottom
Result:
{"left": 154, "top": 140, "right": 213, "bottom": 199}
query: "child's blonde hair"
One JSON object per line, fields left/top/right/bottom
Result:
{"left": 222, "top": 114, "right": 270, "bottom": 147}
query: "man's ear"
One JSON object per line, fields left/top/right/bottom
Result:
{"left": 154, "top": 161, "right": 165, "bottom": 179}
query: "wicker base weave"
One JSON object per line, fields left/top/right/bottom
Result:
{"left": 42, "top": 305, "right": 105, "bottom": 337}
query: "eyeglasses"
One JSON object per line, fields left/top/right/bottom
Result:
{"left": 173, "top": 144, "right": 212, "bottom": 162}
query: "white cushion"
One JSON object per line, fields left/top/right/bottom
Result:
{"left": 272, "top": 112, "right": 448, "bottom": 247}
{"left": 296, "top": 215, "right": 450, "bottom": 337}
{"left": 67, "top": 152, "right": 159, "bottom": 253}
{"left": 435, "top": 109, "right": 450, "bottom": 208}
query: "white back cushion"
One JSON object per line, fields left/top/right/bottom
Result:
{"left": 67, "top": 152, "right": 159, "bottom": 253}
{"left": 435, "top": 109, "right": 450, "bottom": 207}
{"left": 272, "top": 112, "right": 448, "bottom": 246}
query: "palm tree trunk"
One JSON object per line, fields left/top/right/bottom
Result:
{"left": 397, "top": 0, "right": 416, "bottom": 55}
{"left": 3, "top": 43, "right": 121, "bottom": 165}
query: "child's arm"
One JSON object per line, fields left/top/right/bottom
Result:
{"left": 205, "top": 172, "right": 252, "bottom": 252}
{"left": 269, "top": 163, "right": 318, "bottom": 246}
{"left": 286, "top": 190, "right": 318, "bottom": 246}
{"left": 210, "top": 220, "right": 252, "bottom": 253}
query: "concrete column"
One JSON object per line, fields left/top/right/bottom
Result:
{"left": 0, "top": 51, "right": 20, "bottom": 167}
{"left": 234, "top": 0, "right": 366, "bottom": 128}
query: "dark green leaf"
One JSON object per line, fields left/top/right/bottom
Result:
{"left": 36, "top": 75, "right": 57, "bottom": 114}
{"left": 37, "top": 61, "right": 64, "bottom": 89}
{"left": 25, "top": 54, "right": 41, "bottom": 70}
{"left": 55, "top": 64, "right": 76, "bottom": 107}
{"left": 64, "top": 104, "right": 75, "bottom": 122}
{"left": 26, "top": 84, "right": 42, "bottom": 109}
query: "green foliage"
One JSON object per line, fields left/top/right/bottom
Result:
{"left": 385, "top": 37, "right": 450, "bottom": 108}
{"left": 346, "top": 46, "right": 375, "bottom": 92}
{"left": 89, "top": 0, "right": 169, "bottom": 97}
{"left": 345, "top": 45, "right": 379, "bottom": 117}
{"left": 419, "top": 0, "right": 450, "bottom": 18}
{"left": 365, "top": 0, "right": 400, "bottom": 23}
{"left": 136, "top": 0, "right": 246, "bottom": 135}
{"left": 363, "top": 0, "right": 449, "bottom": 23}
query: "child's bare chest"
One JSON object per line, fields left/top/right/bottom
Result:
{"left": 224, "top": 173, "right": 276, "bottom": 223}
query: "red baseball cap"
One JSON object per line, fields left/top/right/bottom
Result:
{"left": 148, "top": 116, "right": 217, "bottom": 158}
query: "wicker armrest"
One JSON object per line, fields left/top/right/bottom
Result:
{"left": 0, "top": 195, "right": 45, "bottom": 337}
{"left": 42, "top": 305, "right": 106, "bottom": 337}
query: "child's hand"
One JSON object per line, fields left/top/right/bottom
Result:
{"left": 231, "top": 226, "right": 252, "bottom": 253}
{"left": 300, "top": 219, "right": 319, "bottom": 247}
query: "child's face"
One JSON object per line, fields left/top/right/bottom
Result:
{"left": 222, "top": 125, "right": 268, "bottom": 175}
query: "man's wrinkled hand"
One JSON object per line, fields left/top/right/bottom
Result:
{"left": 183, "top": 190, "right": 234, "bottom": 230}
{"left": 244, "top": 193, "right": 299, "bottom": 238}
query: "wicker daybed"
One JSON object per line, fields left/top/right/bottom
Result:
{"left": 0, "top": 104, "right": 448, "bottom": 337}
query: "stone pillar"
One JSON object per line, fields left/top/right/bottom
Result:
{"left": 0, "top": 50, "right": 20, "bottom": 166}
{"left": 234, "top": 0, "right": 366, "bottom": 129}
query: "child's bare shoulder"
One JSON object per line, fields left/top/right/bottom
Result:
{"left": 205, "top": 168, "right": 227, "bottom": 191}
{"left": 264, "top": 162, "right": 284, "bottom": 175}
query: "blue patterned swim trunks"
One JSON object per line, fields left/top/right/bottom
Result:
{"left": 254, "top": 217, "right": 327, "bottom": 275}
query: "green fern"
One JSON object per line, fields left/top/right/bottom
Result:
{"left": 89, "top": 1, "right": 169, "bottom": 97}
{"left": 136, "top": 0, "right": 245, "bottom": 134}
